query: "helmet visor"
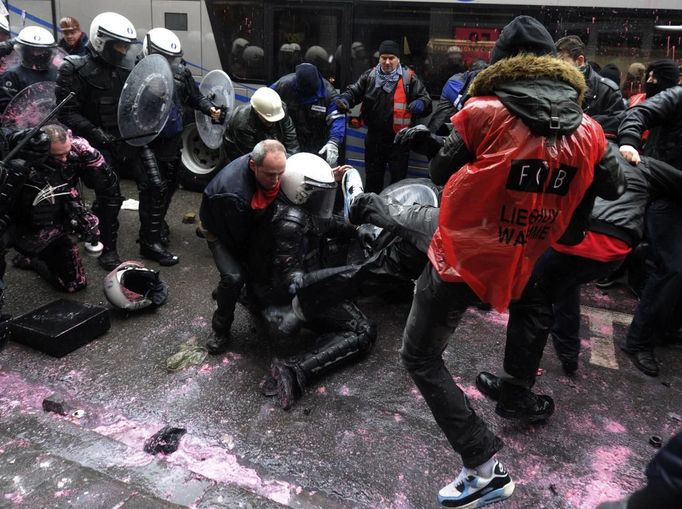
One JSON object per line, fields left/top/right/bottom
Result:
{"left": 18, "top": 45, "right": 55, "bottom": 70}
{"left": 302, "top": 179, "right": 336, "bottom": 220}
{"left": 100, "top": 39, "right": 136, "bottom": 69}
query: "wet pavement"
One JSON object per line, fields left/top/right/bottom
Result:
{"left": 1, "top": 180, "right": 681, "bottom": 509}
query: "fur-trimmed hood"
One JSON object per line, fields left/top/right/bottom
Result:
{"left": 468, "top": 54, "right": 587, "bottom": 136}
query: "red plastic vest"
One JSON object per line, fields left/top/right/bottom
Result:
{"left": 392, "top": 69, "right": 414, "bottom": 134}
{"left": 428, "top": 96, "right": 607, "bottom": 311}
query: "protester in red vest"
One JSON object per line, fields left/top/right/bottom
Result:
{"left": 335, "top": 40, "right": 431, "bottom": 193}
{"left": 400, "top": 16, "right": 625, "bottom": 508}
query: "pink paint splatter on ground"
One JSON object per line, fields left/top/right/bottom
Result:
{"left": 393, "top": 413, "right": 403, "bottom": 423}
{"left": 316, "top": 386, "right": 327, "bottom": 394}
{"left": 338, "top": 385, "right": 351, "bottom": 396}
{"left": 93, "top": 415, "right": 161, "bottom": 451}
{"left": 4, "top": 492, "right": 24, "bottom": 503}
{"left": 54, "top": 489, "right": 72, "bottom": 498}
{"left": 190, "top": 316, "right": 208, "bottom": 328}
{"left": 166, "top": 436, "right": 295, "bottom": 505}
{"left": 599, "top": 324, "right": 612, "bottom": 335}
{"left": 0, "top": 371, "right": 54, "bottom": 415}
{"left": 460, "top": 384, "right": 485, "bottom": 402}
{"left": 564, "top": 446, "right": 631, "bottom": 507}
{"left": 604, "top": 420, "right": 626, "bottom": 433}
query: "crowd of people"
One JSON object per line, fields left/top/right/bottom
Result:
{"left": 0, "top": 10, "right": 680, "bottom": 508}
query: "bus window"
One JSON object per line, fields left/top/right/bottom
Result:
{"left": 273, "top": 5, "right": 343, "bottom": 85}
{"left": 205, "top": 0, "right": 265, "bottom": 82}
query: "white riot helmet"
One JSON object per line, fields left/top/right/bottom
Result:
{"left": 281, "top": 152, "right": 337, "bottom": 222}
{"left": 15, "top": 26, "right": 56, "bottom": 70}
{"left": 142, "top": 27, "right": 183, "bottom": 65}
{"left": 0, "top": 16, "right": 9, "bottom": 36}
{"left": 104, "top": 261, "right": 168, "bottom": 311}
{"left": 250, "top": 87, "right": 284, "bottom": 122}
{"left": 89, "top": 12, "right": 137, "bottom": 68}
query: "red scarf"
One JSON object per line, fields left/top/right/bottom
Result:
{"left": 250, "top": 183, "right": 280, "bottom": 210}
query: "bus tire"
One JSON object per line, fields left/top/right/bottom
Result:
{"left": 179, "top": 122, "right": 227, "bottom": 192}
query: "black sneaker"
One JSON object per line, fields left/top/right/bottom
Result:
{"left": 628, "top": 350, "right": 659, "bottom": 377}
{"left": 475, "top": 372, "right": 501, "bottom": 401}
{"left": 495, "top": 383, "right": 555, "bottom": 422}
{"left": 438, "top": 459, "right": 515, "bottom": 508}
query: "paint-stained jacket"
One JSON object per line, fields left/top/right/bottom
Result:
{"left": 428, "top": 54, "right": 625, "bottom": 311}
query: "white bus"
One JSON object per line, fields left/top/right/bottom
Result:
{"left": 5, "top": 0, "right": 682, "bottom": 189}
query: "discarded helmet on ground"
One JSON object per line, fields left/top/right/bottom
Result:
{"left": 250, "top": 87, "right": 285, "bottom": 122}
{"left": 104, "top": 261, "right": 168, "bottom": 311}
{"left": 15, "top": 26, "right": 56, "bottom": 70}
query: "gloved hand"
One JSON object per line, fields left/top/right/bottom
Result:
{"left": 356, "top": 224, "right": 380, "bottom": 253}
{"left": 394, "top": 125, "right": 431, "bottom": 146}
{"left": 394, "top": 125, "right": 444, "bottom": 158}
{"left": 335, "top": 97, "right": 350, "bottom": 112}
{"left": 407, "top": 99, "right": 425, "bottom": 116}
{"left": 210, "top": 106, "right": 227, "bottom": 125}
{"left": 318, "top": 140, "right": 339, "bottom": 167}
{"left": 90, "top": 127, "right": 118, "bottom": 149}
{"left": 619, "top": 144, "right": 641, "bottom": 165}
{"left": 9, "top": 129, "right": 50, "bottom": 163}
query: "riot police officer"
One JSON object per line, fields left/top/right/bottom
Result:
{"left": 139, "top": 27, "right": 222, "bottom": 254}
{"left": 0, "top": 26, "right": 58, "bottom": 112}
{"left": 56, "top": 12, "right": 178, "bottom": 269}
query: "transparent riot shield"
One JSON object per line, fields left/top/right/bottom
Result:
{"left": 117, "top": 54, "right": 173, "bottom": 147}
{"left": 1, "top": 81, "right": 57, "bottom": 129}
{"left": 195, "top": 70, "right": 234, "bottom": 149}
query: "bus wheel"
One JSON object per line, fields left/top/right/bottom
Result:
{"left": 179, "top": 123, "right": 226, "bottom": 192}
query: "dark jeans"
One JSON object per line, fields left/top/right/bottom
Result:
{"left": 401, "top": 263, "right": 503, "bottom": 468}
{"left": 206, "top": 238, "right": 245, "bottom": 334}
{"left": 625, "top": 198, "right": 682, "bottom": 352}
{"left": 530, "top": 248, "right": 623, "bottom": 366}
{"left": 364, "top": 129, "right": 409, "bottom": 193}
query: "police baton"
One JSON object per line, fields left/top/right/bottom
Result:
{"left": 2, "top": 92, "right": 75, "bottom": 164}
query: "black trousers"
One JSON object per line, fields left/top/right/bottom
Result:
{"left": 401, "top": 263, "right": 503, "bottom": 468}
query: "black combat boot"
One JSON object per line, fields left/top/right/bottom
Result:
{"left": 138, "top": 191, "right": 179, "bottom": 266}
{"left": 495, "top": 381, "right": 554, "bottom": 422}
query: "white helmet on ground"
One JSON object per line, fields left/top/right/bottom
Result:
{"left": 15, "top": 26, "right": 56, "bottom": 70}
{"left": 89, "top": 12, "right": 137, "bottom": 67}
{"left": 250, "top": 87, "right": 285, "bottom": 122}
{"left": 104, "top": 261, "right": 168, "bottom": 311}
{"left": 142, "top": 27, "right": 182, "bottom": 58}
{"left": 281, "top": 152, "right": 337, "bottom": 220}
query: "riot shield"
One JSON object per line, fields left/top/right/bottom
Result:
{"left": 1, "top": 81, "right": 57, "bottom": 129}
{"left": 195, "top": 70, "right": 234, "bottom": 149}
{"left": 117, "top": 54, "right": 173, "bottom": 147}
{"left": 0, "top": 47, "right": 67, "bottom": 74}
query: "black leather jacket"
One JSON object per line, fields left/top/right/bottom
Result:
{"left": 618, "top": 86, "right": 682, "bottom": 172}
{"left": 55, "top": 51, "right": 129, "bottom": 144}
{"left": 590, "top": 153, "right": 682, "bottom": 246}
{"left": 339, "top": 65, "right": 432, "bottom": 134}
{"left": 582, "top": 65, "right": 625, "bottom": 137}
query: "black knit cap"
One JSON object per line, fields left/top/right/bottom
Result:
{"left": 378, "top": 40, "right": 400, "bottom": 57}
{"left": 646, "top": 59, "right": 680, "bottom": 88}
{"left": 490, "top": 15, "right": 557, "bottom": 64}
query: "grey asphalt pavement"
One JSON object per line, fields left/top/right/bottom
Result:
{"left": 1, "top": 180, "right": 680, "bottom": 508}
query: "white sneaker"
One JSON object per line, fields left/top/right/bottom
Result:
{"left": 437, "top": 460, "right": 515, "bottom": 508}
{"left": 341, "top": 167, "right": 364, "bottom": 219}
